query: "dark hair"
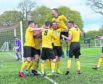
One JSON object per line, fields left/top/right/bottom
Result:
{"left": 68, "top": 21, "right": 74, "bottom": 25}
{"left": 50, "top": 22, "right": 53, "bottom": 27}
{"left": 52, "top": 8, "right": 58, "bottom": 12}
{"left": 28, "top": 21, "right": 34, "bottom": 25}
{"left": 45, "top": 21, "right": 51, "bottom": 26}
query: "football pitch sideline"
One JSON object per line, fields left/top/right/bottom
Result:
{"left": 0, "top": 47, "right": 103, "bottom": 84}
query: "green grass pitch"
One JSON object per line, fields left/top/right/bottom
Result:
{"left": 0, "top": 47, "right": 103, "bottom": 84}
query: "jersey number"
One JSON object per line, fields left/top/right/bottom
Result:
{"left": 44, "top": 30, "right": 48, "bottom": 36}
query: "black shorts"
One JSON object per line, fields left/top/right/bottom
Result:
{"left": 34, "top": 48, "right": 40, "bottom": 56}
{"left": 69, "top": 42, "right": 81, "bottom": 59}
{"left": 41, "top": 48, "right": 55, "bottom": 60}
{"left": 60, "top": 32, "right": 68, "bottom": 40}
{"left": 23, "top": 46, "right": 35, "bottom": 58}
{"left": 53, "top": 46, "right": 62, "bottom": 57}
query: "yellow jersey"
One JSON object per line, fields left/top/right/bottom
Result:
{"left": 52, "top": 15, "right": 68, "bottom": 29}
{"left": 53, "top": 28, "right": 64, "bottom": 46}
{"left": 33, "top": 38, "right": 41, "bottom": 49}
{"left": 24, "top": 27, "right": 35, "bottom": 47}
{"left": 42, "top": 28, "right": 54, "bottom": 48}
{"left": 69, "top": 27, "right": 81, "bottom": 42}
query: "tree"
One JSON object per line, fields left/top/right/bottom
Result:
{"left": 0, "top": 11, "right": 22, "bottom": 26}
{"left": 18, "top": 0, "right": 37, "bottom": 22}
{"left": 87, "top": 0, "right": 103, "bottom": 15}
{"left": 86, "top": 28, "right": 103, "bottom": 39}
{"left": 31, "top": 6, "right": 52, "bottom": 27}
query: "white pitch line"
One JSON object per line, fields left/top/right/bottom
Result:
{"left": 7, "top": 52, "right": 16, "bottom": 58}
{"left": 38, "top": 71, "right": 58, "bottom": 84}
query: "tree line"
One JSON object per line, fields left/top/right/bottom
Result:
{"left": 0, "top": 0, "right": 83, "bottom": 31}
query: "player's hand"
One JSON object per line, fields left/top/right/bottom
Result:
{"left": 40, "top": 28, "right": 44, "bottom": 32}
{"left": 61, "top": 35, "right": 65, "bottom": 38}
{"left": 100, "top": 36, "right": 103, "bottom": 40}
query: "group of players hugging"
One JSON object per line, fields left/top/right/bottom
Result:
{"left": 14, "top": 8, "right": 103, "bottom": 77}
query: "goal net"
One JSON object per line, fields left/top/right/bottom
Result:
{"left": 94, "top": 39, "right": 103, "bottom": 47}
{"left": 0, "top": 22, "right": 23, "bottom": 63}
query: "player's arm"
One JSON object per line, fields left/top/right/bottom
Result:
{"left": 62, "top": 30, "right": 72, "bottom": 40}
{"left": 62, "top": 15, "right": 69, "bottom": 23}
{"left": 62, "top": 29, "right": 69, "bottom": 32}
{"left": 96, "top": 35, "right": 101, "bottom": 38}
{"left": 80, "top": 30, "right": 82, "bottom": 37}
{"left": 96, "top": 35, "right": 103, "bottom": 40}
{"left": 62, "top": 34, "right": 72, "bottom": 40}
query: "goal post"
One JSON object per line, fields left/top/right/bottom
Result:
{"left": 94, "top": 39, "right": 103, "bottom": 47}
{"left": 20, "top": 21, "right": 24, "bottom": 62}
{"left": 0, "top": 21, "right": 24, "bottom": 62}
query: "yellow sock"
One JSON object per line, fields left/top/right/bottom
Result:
{"left": 41, "top": 63, "right": 45, "bottom": 72}
{"left": 20, "top": 61, "right": 29, "bottom": 71}
{"left": 35, "top": 61, "right": 39, "bottom": 70}
{"left": 56, "top": 60, "right": 60, "bottom": 70}
{"left": 67, "top": 59, "right": 71, "bottom": 69}
{"left": 51, "top": 61, "right": 55, "bottom": 71}
{"left": 98, "top": 57, "right": 103, "bottom": 67}
{"left": 46, "top": 59, "right": 51, "bottom": 70}
{"left": 32, "top": 60, "right": 38, "bottom": 70}
{"left": 66, "top": 43, "right": 68, "bottom": 51}
{"left": 76, "top": 60, "right": 80, "bottom": 70}
{"left": 26, "top": 61, "right": 33, "bottom": 71}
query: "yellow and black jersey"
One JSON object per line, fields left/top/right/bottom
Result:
{"left": 53, "top": 28, "right": 64, "bottom": 46}
{"left": 42, "top": 28, "right": 54, "bottom": 48}
{"left": 69, "top": 27, "right": 81, "bottom": 42}
{"left": 33, "top": 38, "right": 41, "bottom": 49}
{"left": 52, "top": 15, "right": 68, "bottom": 29}
{"left": 24, "top": 27, "right": 35, "bottom": 47}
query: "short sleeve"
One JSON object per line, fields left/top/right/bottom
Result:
{"left": 62, "top": 15, "right": 67, "bottom": 21}
{"left": 28, "top": 27, "right": 33, "bottom": 31}
{"left": 69, "top": 30, "right": 72, "bottom": 35}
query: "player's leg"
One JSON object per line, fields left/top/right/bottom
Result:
{"left": 75, "top": 43, "right": 81, "bottom": 74}
{"left": 20, "top": 51, "right": 22, "bottom": 58}
{"left": 56, "top": 56, "right": 61, "bottom": 74}
{"left": 41, "top": 60, "right": 46, "bottom": 76}
{"left": 93, "top": 47, "right": 103, "bottom": 70}
{"left": 60, "top": 39, "right": 65, "bottom": 58}
{"left": 19, "top": 57, "right": 32, "bottom": 77}
{"left": 46, "top": 59, "right": 51, "bottom": 74}
{"left": 65, "top": 43, "right": 73, "bottom": 75}
{"left": 66, "top": 40, "right": 69, "bottom": 56}
{"left": 60, "top": 32, "right": 65, "bottom": 58}
{"left": 46, "top": 59, "right": 51, "bottom": 70}
{"left": 65, "top": 57, "right": 72, "bottom": 75}
{"left": 32, "top": 54, "right": 40, "bottom": 75}
{"left": 16, "top": 50, "right": 20, "bottom": 61}
{"left": 75, "top": 58, "right": 81, "bottom": 74}
{"left": 41, "top": 48, "right": 47, "bottom": 76}
{"left": 51, "top": 58, "right": 58, "bottom": 76}
{"left": 48, "top": 48, "right": 57, "bottom": 76}
{"left": 19, "top": 46, "right": 32, "bottom": 77}
{"left": 55, "top": 46, "right": 62, "bottom": 74}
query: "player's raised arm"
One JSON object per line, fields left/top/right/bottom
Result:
{"left": 96, "top": 35, "right": 103, "bottom": 40}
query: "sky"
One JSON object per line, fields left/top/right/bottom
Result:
{"left": 0, "top": 0, "right": 103, "bottom": 32}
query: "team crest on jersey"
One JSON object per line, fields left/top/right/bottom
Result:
{"left": 54, "top": 32, "right": 59, "bottom": 35}
{"left": 56, "top": 21, "right": 61, "bottom": 24}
